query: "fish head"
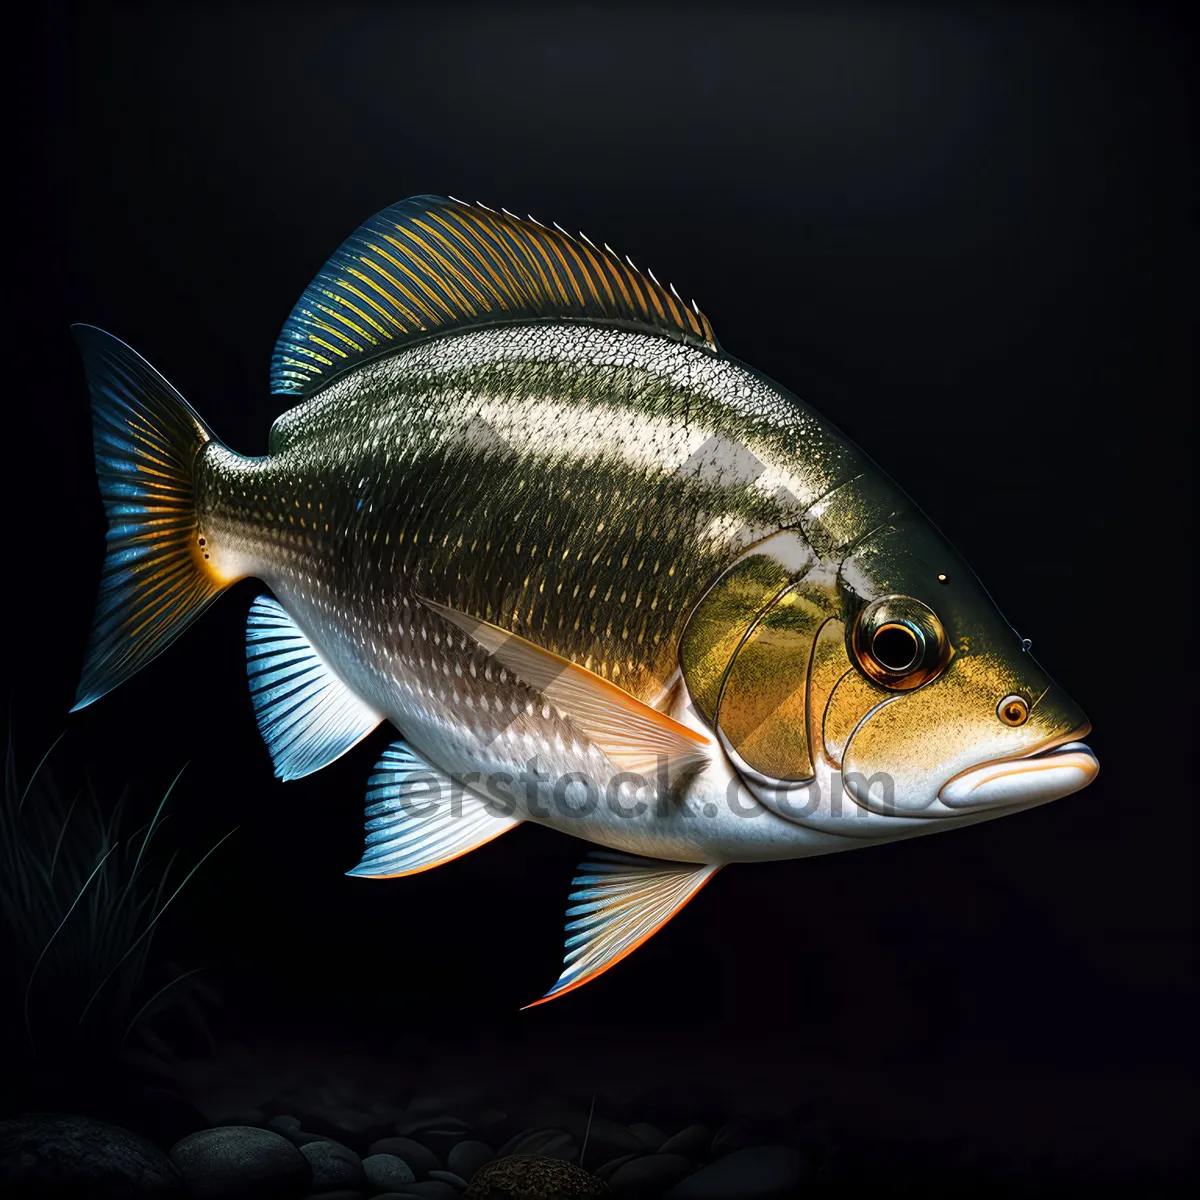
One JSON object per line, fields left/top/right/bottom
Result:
{"left": 683, "top": 516, "right": 1097, "bottom": 833}
{"left": 825, "top": 515, "right": 1097, "bottom": 821}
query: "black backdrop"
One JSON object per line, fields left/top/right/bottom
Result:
{"left": 9, "top": 1, "right": 1196, "bottom": 1183}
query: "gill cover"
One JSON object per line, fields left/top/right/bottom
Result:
{"left": 680, "top": 532, "right": 843, "bottom": 782}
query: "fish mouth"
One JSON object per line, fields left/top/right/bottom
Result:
{"left": 938, "top": 730, "right": 1098, "bottom": 811}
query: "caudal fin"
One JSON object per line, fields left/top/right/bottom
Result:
{"left": 72, "top": 325, "right": 230, "bottom": 710}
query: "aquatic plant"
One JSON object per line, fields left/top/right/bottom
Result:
{"left": 0, "top": 728, "right": 234, "bottom": 1109}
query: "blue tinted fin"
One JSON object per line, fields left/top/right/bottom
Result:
{"left": 246, "top": 595, "right": 383, "bottom": 781}
{"left": 270, "top": 195, "right": 717, "bottom": 399}
{"left": 525, "top": 851, "right": 720, "bottom": 1008}
{"left": 347, "top": 740, "right": 520, "bottom": 878}
{"left": 72, "top": 325, "right": 234, "bottom": 711}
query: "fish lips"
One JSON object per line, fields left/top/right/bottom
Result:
{"left": 937, "top": 737, "right": 1099, "bottom": 812}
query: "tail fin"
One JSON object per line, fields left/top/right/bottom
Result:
{"left": 72, "top": 325, "right": 230, "bottom": 711}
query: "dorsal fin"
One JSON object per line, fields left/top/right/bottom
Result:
{"left": 271, "top": 195, "right": 717, "bottom": 399}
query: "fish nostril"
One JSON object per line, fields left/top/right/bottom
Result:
{"left": 997, "top": 695, "right": 1030, "bottom": 726}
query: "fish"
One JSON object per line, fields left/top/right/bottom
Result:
{"left": 71, "top": 195, "right": 1099, "bottom": 1005}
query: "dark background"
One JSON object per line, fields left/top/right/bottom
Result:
{"left": 8, "top": 0, "right": 1196, "bottom": 1186}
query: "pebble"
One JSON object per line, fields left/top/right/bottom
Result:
{"left": 628, "top": 1123, "right": 666, "bottom": 1152}
{"left": 369, "top": 1136, "right": 440, "bottom": 1176}
{"left": 399, "top": 1113, "right": 473, "bottom": 1137}
{"left": 363, "top": 1151, "right": 417, "bottom": 1191}
{"left": 447, "top": 1139, "right": 492, "bottom": 1180}
{"left": 596, "top": 1153, "right": 639, "bottom": 1180}
{"left": 170, "top": 1126, "right": 311, "bottom": 1198}
{"left": 265, "top": 1116, "right": 300, "bottom": 1138}
{"left": 608, "top": 1152, "right": 692, "bottom": 1196}
{"left": 299, "top": 1139, "right": 365, "bottom": 1191}
{"left": 658, "top": 1124, "right": 711, "bottom": 1160}
{"left": 0, "top": 1114, "right": 183, "bottom": 1199}
{"left": 710, "top": 1117, "right": 777, "bottom": 1158}
{"left": 394, "top": 1116, "right": 474, "bottom": 1163}
{"left": 462, "top": 1155, "right": 608, "bottom": 1197}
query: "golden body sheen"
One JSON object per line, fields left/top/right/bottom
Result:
{"left": 195, "top": 323, "right": 897, "bottom": 860}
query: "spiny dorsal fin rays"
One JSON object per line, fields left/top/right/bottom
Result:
{"left": 271, "top": 196, "right": 718, "bottom": 399}
{"left": 525, "top": 850, "right": 721, "bottom": 1007}
{"left": 417, "top": 595, "right": 711, "bottom": 780}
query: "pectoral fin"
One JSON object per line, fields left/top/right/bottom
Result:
{"left": 347, "top": 740, "right": 521, "bottom": 878}
{"left": 419, "top": 596, "right": 710, "bottom": 778}
{"left": 525, "top": 850, "right": 720, "bottom": 1007}
{"left": 246, "top": 595, "right": 383, "bottom": 780}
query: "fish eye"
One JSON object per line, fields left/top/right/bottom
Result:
{"left": 998, "top": 694, "right": 1030, "bottom": 726}
{"left": 852, "top": 595, "right": 949, "bottom": 690}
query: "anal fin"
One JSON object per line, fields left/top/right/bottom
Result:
{"left": 246, "top": 595, "right": 383, "bottom": 780}
{"left": 348, "top": 740, "right": 521, "bottom": 878}
{"left": 526, "top": 850, "right": 720, "bottom": 1007}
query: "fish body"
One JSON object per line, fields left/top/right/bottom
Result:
{"left": 72, "top": 196, "right": 1098, "bottom": 1001}
{"left": 203, "top": 323, "right": 896, "bottom": 862}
